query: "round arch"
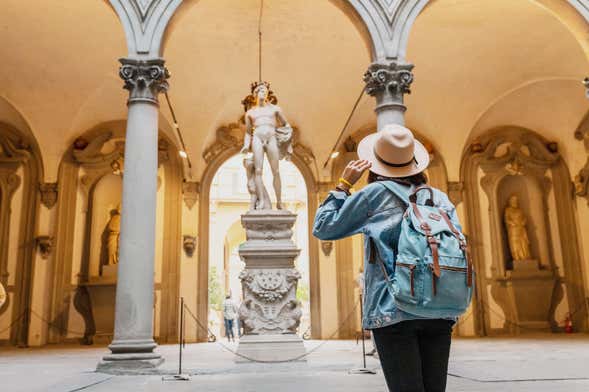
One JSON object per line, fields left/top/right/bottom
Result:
{"left": 196, "top": 137, "right": 322, "bottom": 341}
{"left": 164, "top": 0, "right": 375, "bottom": 61}
{"left": 0, "top": 120, "right": 43, "bottom": 347}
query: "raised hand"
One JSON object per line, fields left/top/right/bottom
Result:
{"left": 339, "top": 159, "right": 372, "bottom": 190}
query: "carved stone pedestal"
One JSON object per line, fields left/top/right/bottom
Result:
{"left": 493, "top": 260, "right": 557, "bottom": 334}
{"left": 236, "top": 210, "right": 306, "bottom": 362}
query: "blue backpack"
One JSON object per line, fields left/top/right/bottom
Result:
{"left": 380, "top": 181, "right": 474, "bottom": 319}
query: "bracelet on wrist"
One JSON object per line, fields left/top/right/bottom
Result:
{"left": 335, "top": 185, "right": 351, "bottom": 196}
{"left": 338, "top": 177, "right": 353, "bottom": 188}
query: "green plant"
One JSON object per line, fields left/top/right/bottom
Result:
{"left": 296, "top": 281, "right": 309, "bottom": 303}
{"left": 209, "top": 266, "right": 223, "bottom": 311}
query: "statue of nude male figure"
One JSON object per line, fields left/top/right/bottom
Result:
{"left": 241, "top": 83, "right": 292, "bottom": 210}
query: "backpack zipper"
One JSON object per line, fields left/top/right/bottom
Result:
{"left": 395, "top": 262, "right": 416, "bottom": 297}
{"left": 439, "top": 265, "right": 467, "bottom": 272}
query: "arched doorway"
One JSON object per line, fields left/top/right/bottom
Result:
{"left": 206, "top": 154, "right": 311, "bottom": 340}
{"left": 197, "top": 123, "right": 321, "bottom": 342}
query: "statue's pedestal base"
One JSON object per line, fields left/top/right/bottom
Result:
{"left": 236, "top": 334, "right": 306, "bottom": 363}
{"left": 498, "top": 260, "right": 556, "bottom": 333}
{"left": 237, "top": 209, "right": 306, "bottom": 363}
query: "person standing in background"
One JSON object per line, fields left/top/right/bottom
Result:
{"left": 222, "top": 294, "right": 238, "bottom": 342}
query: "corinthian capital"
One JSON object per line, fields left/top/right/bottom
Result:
{"left": 119, "top": 58, "right": 170, "bottom": 104}
{"left": 363, "top": 61, "right": 414, "bottom": 97}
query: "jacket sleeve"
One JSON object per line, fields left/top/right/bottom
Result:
{"left": 312, "top": 190, "right": 369, "bottom": 241}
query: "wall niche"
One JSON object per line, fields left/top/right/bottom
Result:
{"left": 50, "top": 128, "right": 183, "bottom": 345}
{"left": 462, "top": 126, "right": 586, "bottom": 335}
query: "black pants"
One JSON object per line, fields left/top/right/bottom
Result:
{"left": 372, "top": 319, "right": 453, "bottom": 392}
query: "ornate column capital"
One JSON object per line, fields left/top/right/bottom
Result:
{"left": 363, "top": 61, "right": 414, "bottom": 97}
{"left": 363, "top": 61, "right": 415, "bottom": 128}
{"left": 119, "top": 58, "right": 170, "bottom": 105}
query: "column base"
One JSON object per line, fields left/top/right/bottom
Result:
{"left": 97, "top": 338, "right": 164, "bottom": 375}
{"left": 97, "top": 352, "right": 164, "bottom": 375}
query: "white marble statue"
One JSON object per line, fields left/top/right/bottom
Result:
{"left": 106, "top": 207, "right": 121, "bottom": 265}
{"left": 240, "top": 82, "right": 293, "bottom": 210}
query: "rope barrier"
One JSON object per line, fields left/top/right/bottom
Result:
{"left": 0, "top": 309, "right": 27, "bottom": 335}
{"left": 0, "top": 307, "right": 109, "bottom": 337}
{"left": 1, "top": 296, "right": 586, "bottom": 342}
{"left": 28, "top": 308, "right": 96, "bottom": 336}
{"left": 182, "top": 304, "right": 217, "bottom": 343}
{"left": 182, "top": 300, "right": 361, "bottom": 364}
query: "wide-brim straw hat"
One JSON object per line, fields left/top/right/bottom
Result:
{"left": 357, "top": 124, "right": 430, "bottom": 178}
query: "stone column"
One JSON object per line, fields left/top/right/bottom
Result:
{"left": 364, "top": 61, "right": 414, "bottom": 129}
{"left": 98, "top": 58, "right": 169, "bottom": 373}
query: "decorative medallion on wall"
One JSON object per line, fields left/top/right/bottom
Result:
{"left": 39, "top": 183, "right": 58, "bottom": 209}
{"left": 36, "top": 236, "right": 54, "bottom": 259}
{"left": 182, "top": 235, "right": 197, "bottom": 257}
{"left": 182, "top": 181, "right": 199, "bottom": 210}
{"left": 574, "top": 167, "right": 589, "bottom": 200}
{"left": 321, "top": 241, "right": 334, "bottom": 257}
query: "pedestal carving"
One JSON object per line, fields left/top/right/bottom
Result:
{"left": 236, "top": 210, "right": 306, "bottom": 362}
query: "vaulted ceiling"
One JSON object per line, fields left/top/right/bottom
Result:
{"left": 0, "top": 0, "right": 587, "bottom": 181}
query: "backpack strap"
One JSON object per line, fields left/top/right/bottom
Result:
{"left": 380, "top": 181, "right": 441, "bottom": 278}
{"left": 409, "top": 185, "right": 435, "bottom": 207}
{"left": 378, "top": 181, "right": 410, "bottom": 205}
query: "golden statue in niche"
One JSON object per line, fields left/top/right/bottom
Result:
{"left": 504, "top": 195, "right": 532, "bottom": 261}
{"left": 106, "top": 207, "right": 121, "bottom": 265}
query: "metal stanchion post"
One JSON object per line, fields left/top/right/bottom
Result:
{"left": 349, "top": 294, "right": 376, "bottom": 375}
{"left": 162, "top": 297, "right": 191, "bottom": 381}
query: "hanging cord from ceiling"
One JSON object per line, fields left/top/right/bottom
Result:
{"left": 258, "top": 0, "right": 264, "bottom": 82}
{"left": 256, "top": 0, "right": 362, "bottom": 170}
{"left": 322, "top": 86, "right": 366, "bottom": 169}
{"left": 164, "top": 91, "right": 193, "bottom": 178}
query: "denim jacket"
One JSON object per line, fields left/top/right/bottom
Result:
{"left": 312, "top": 181, "right": 457, "bottom": 330}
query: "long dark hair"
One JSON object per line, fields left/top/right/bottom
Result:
{"left": 367, "top": 170, "right": 428, "bottom": 186}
